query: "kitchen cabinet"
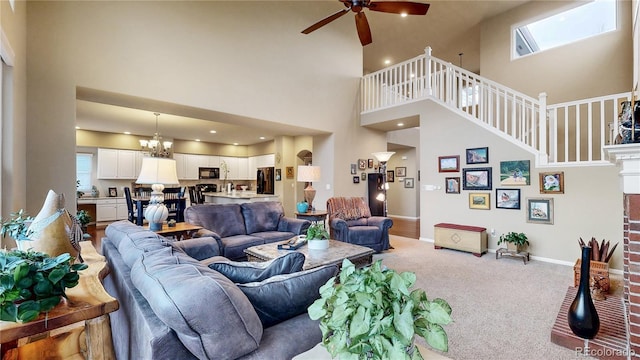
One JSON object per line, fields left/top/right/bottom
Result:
{"left": 96, "top": 198, "right": 127, "bottom": 222}
{"left": 97, "top": 149, "right": 138, "bottom": 179}
{"left": 174, "top": 153, "right": 222, "bottom": 180}
{"left": 237, "top": 157, "right": 249, "bottom": 180}
{"left": 173, "top": 153, "right": 186, "bottom": 179}
{"left": 220, "top": 156, "right": 239, "bottom": 180}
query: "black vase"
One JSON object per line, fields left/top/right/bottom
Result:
{"left": 568, "top": 246, "right": 600, "bottom": 339}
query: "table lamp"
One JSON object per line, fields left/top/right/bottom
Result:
{"left": 136, "top": 157, "right": 180, "bottom": 231}
{"left": 297, "top": 165, "right": 321, "bottom": 211}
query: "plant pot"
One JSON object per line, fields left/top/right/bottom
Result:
{"left": 507, "top": 242, "right": 522, "bottom": 253}
{"left": 308, "top": 239, "right": 329, "bottom": 250}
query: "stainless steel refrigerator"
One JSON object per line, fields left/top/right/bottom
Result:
{"left": 256, "top": 167, "right": 275, "bottom": 194}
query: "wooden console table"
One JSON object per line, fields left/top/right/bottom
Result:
{"left": 0, "top": 241, "right": 119, "bottom": 359}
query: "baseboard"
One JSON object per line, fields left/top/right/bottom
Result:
{"left": 387, "top": 214, "right": 420, "bottom": 220}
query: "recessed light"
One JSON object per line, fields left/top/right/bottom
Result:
{"left": 233, "top": 143, "right": 239, "bottom": 146}
{"left": 75, "top": 126, "right": 80, "bottom": 130}
{"left": 259, "top": 136, "right": 266, "bottom": 140}
{"left": 384, "top": 59, "right": 391, "bottom": 65}
{"left": 397, "top": 123, "right": 404, "bottom": 127}
{"left": 195, "top": 139, "right": 201, "bottom": 142}
{"left": 400, "top": 13, "right": 408, "bottom": 17}
{"left": 209, "top": 130, "right": 217, "bottom": 134}
{"left": 124, "top": 131, "right": 131, "bottom": 135}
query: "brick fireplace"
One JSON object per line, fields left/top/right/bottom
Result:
{"left": 606, "top": 144, "right": 640, "bottom": 358}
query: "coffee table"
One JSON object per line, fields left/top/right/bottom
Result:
{"left": 244, "top": 240, "right": 374, "bottom": 271}
{"left": 143, "top": 222, "right": 203, "bottom": 241}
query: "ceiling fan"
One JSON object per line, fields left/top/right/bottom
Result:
{"left": 301, "top": 0, "right": 430, "bottom": 46}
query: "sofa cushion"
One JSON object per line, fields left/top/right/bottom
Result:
{"left": 209, "top": 252, "right": 305, "bottom": 283}
{"left": 220, "top": 234, "right": 265, "bottom": 261}
{"left": 104, "top": 220, "right": 169, "bottom": 268}
{"left": 241, "top": 202, "right": 284, "bottom": 234}
{"left": 131, "top": 246, "right": 263, "bottom": 360}
{"left": 184, "top": 204, "right": 247, "bottom": 238}
{"left": 238, "top": 265, "right": 338, "bottom": 328}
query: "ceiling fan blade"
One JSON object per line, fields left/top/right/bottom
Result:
{"left": 368, "top": 1, "right": 430, "bottom": 15}
{"left": 355, "top": 12, "right": 372, "bottom": 46}
{"left": 301, "top": 8, "right": 350, "bottom": 34}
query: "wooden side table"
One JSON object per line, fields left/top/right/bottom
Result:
{"left": 143, "top": 222, "right": 203, "bottom": 241}
{"left": 0, "top": 241, "right": 119, "bottom": 359}
{"left": 294, "top": 210, "right": 328, "bottom": 227}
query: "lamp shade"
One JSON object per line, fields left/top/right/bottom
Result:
{"left": 372, "top": 151, "right": 395, "bottom": 162}
{"left": 136, "top": 157, "right": 180, "bottom": 185}
{"left": 297, "top": 165, "right": 321, "bottom": 182}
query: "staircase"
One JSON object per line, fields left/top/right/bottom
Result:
{"left": 361, "top": 47, "right": 632, "bottom": 167}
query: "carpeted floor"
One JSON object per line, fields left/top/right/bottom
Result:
{"left": 373, "top": 235, "right": 620, "bottom": 360}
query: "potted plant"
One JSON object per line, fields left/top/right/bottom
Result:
{"left": 306, "top": 223, "right": 329, "bottom": 250}
{"left": 308, "top": 259, "right": 452, "bottom": 359}
{"left": 76, "top": 210, "right": 92, "bottom": 231}
{"left": 0, "top": 249, "right": 87, "bottom": 322}
{"left": 1, "top": 210, "right": 34, "bottom": 248}
{"left": 497, "top": 231, "right": 529, "bottom": 253}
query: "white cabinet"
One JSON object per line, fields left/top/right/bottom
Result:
{"left": 96, "top": 198, "right": 128, "bottom": 222}
{"left": 184, "top": 154, "right": 209, "bottom": 180}
{"left": 97, "top": 148, "right": 139, "bottom": 179}
{"left": 173, "top": 153, "right": 186, "bottom": 180}
{"left": 248, "top": 157, "right": 257, "bottom": 180}
{"left": 254, "top": 154, "right": 275, "bottom": 168}
{"left": 220, "top": 156, "right": 239, "bottom": 180}
{"left": 237, "top": 157, "right": 249, "bottom": 180}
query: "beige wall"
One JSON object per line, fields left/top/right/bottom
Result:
{"left": 26, "top": 1, "right": 387, "bottom": 214}
{"left": 480, "top": 0, "right": 632, "bottom": 103}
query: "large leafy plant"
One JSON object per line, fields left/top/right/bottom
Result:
{"left": 0, "top": 209, "right": 34, "bottom": 241}
{"left": 0, "top": 250, "right": 87, "bottom": 322}
{"left": 308, "top": 259, "right": 452, "bottom": 359}
{"left": 497, "top": 232, "right": 529, "bottom": 247}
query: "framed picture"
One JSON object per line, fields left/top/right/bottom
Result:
{"left": 499, "top": 160, "right": 530, "bottom": 186}
{"left": 286, "top": 166, "right": 294, "bottom": 179}
{"left": 387, "top": 170, "right": 395, "bottom": 182}
{"left": 275, "top": 168, "right": 282, "bottom": 181}
{"left": 361, "top": 172, "right": 367, "bottom": 181}
{"left": 462, "top": 167, "right": 492, "bottom": 190}
{"left": 358, "top": 159, "right": 367, "bottom": 170}
{"left": 438, "top": 155, "right": 460, "bottom": 172}
{"left": 466, "top": 147, "right": 489, "bottom": 164}
{"left": 469, "top": 193, "right": 490, "bottom": 210}
{"left": 445, "top": 177, "right": 460, "bottom": 194}
{"left": 353, "top": 176, "right": 360, "bottom": 184}
{"left": 404, "top": 178, "right": 414, "bottom": 188}
{"left": 368, "top": 159, "right": 374, "bottom": 168}
{"left": 496, "top": 188, "right": 520, "bottom": 209}
{"left": 527, "top": 198, "right": 554, "bottom": 224}
{"left": 108, "top": 187, "right": 117, "bottom": 197}
{"left": 539, "top": 171, "right": 564, "bottom": 194}
{"left": 396, "top": 167, "right": 407, "bottom": 177}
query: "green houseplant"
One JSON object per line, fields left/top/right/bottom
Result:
{"left": 0, "top": 250, "right": 87, "bottom": 322}
{"left": 497, "top": 232, "right": 529, "bottom": 252}
{"left": 308, "top": 259, "right": 452, "bottom": 359}
{"left": 1, "top": 209, "right": 34, "bottom": 243}
{"left": 306, "top": 223, "right": 330, "bottom": 250}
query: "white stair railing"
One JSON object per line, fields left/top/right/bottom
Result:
{"left": 361, "top": 46, "right": 630, "bottom": 167}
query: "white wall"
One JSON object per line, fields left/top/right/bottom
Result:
{"left": 25, "top": 1, "right": 387, "bottom": 213}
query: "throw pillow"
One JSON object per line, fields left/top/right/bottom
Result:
{"left": 238, "top": 265, "right": 338, "bottom": 328}
{"left": 209, "top": 252, "right": 305, "bottom": 283}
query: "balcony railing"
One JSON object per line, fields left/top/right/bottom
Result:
{"left": 361, "top": 47, "right": 630, "bottom": 166}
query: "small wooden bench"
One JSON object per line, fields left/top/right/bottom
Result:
{"left": 434, "top": 223, "right": 488, "bottom": 257}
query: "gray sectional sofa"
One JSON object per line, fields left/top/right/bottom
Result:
{"left": 101, "top": 220, "right": 336, "bottom": 360}
{"left": 184, "top": 201, "right": 310, "bottom": 260}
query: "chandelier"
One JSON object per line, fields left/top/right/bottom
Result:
{"left": 139, "top": 112, "right": 173, "bottom": 158}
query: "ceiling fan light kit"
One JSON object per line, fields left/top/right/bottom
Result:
{"left": 301, "top": 0, "right": 430, "bottom": 46}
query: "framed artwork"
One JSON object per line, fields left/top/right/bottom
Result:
{"left": 387, "top": 170, "right": 395, "bottom": 182}
{"left": 469, "top": 193, "right": 490, "bottom": 210}
{"left": 499, "top": 160, "right": 530, "bottom": 185}
{"left": 361, "top": 172, "right": 367, "bottom": 181}
{"left": 396, "top": 167, "right": 407, "bottom": 177}
{"left": 368, "top": 159, "right": 374, "bottom": 168}
{"left": 286, "top": 166, "right": 294, "bottom": 179}
{"left": 438, "top": 155, "right": 460, "bottom": 172}
{"left": 275, "top": 168, "right": 282, "bottom": 181}
{"left": 539, "top": 171, "right": 564, "bottom": 194}
{"left": 358, "top": 159, "right": 367, "bottom": 170}
{"left": 353, "top": 176, "right": 360, "bottom": 184}
{"left": 527, "top": 198, "right": 554, "bottom": 224}
{"left": 466, "top": 147, "right": 489, "bottom": 164}
{"left": 496, "top": 188, "right": 520, "bottom": 209}
{"left": 445, "top": 177, "right": 460, "bottom": 194}
{"left": 404, "top": 178, "right": 414, "bottom": 188}
{"left": 350, "top": 164, "right": 357, "bottom": 175}
{"left": 462, "top": 167, "right": 492, "bottom": 190}
{"left": 108, "top": 187, "right": 117, "bottom": 197}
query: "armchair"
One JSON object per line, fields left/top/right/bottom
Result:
{"left": 326, "top": 197, "right": 393, "bottom": 252}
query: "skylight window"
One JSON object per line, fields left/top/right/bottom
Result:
{"left": 513, "top": 0, "right": 617, "bottom": 59}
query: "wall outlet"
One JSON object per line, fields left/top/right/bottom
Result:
{"left": 491, "top": 228, "right": 496, "bottom": 236}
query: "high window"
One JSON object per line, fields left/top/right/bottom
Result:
{"left": 513, "top": 0, "right": 617, "bottom": 59}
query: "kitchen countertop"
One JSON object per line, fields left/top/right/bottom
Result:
{"left": 202, "top": 192, "right": 277, "bottom": 199}
{"left": 77, "top": 196, "right": 124, "bottom": 204}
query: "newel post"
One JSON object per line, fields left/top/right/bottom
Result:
{"left": 538, "top": 92, "right": 548, "bottom": 163}
{"left": 425, "top": 46, "right": 432, "bottom": 96}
